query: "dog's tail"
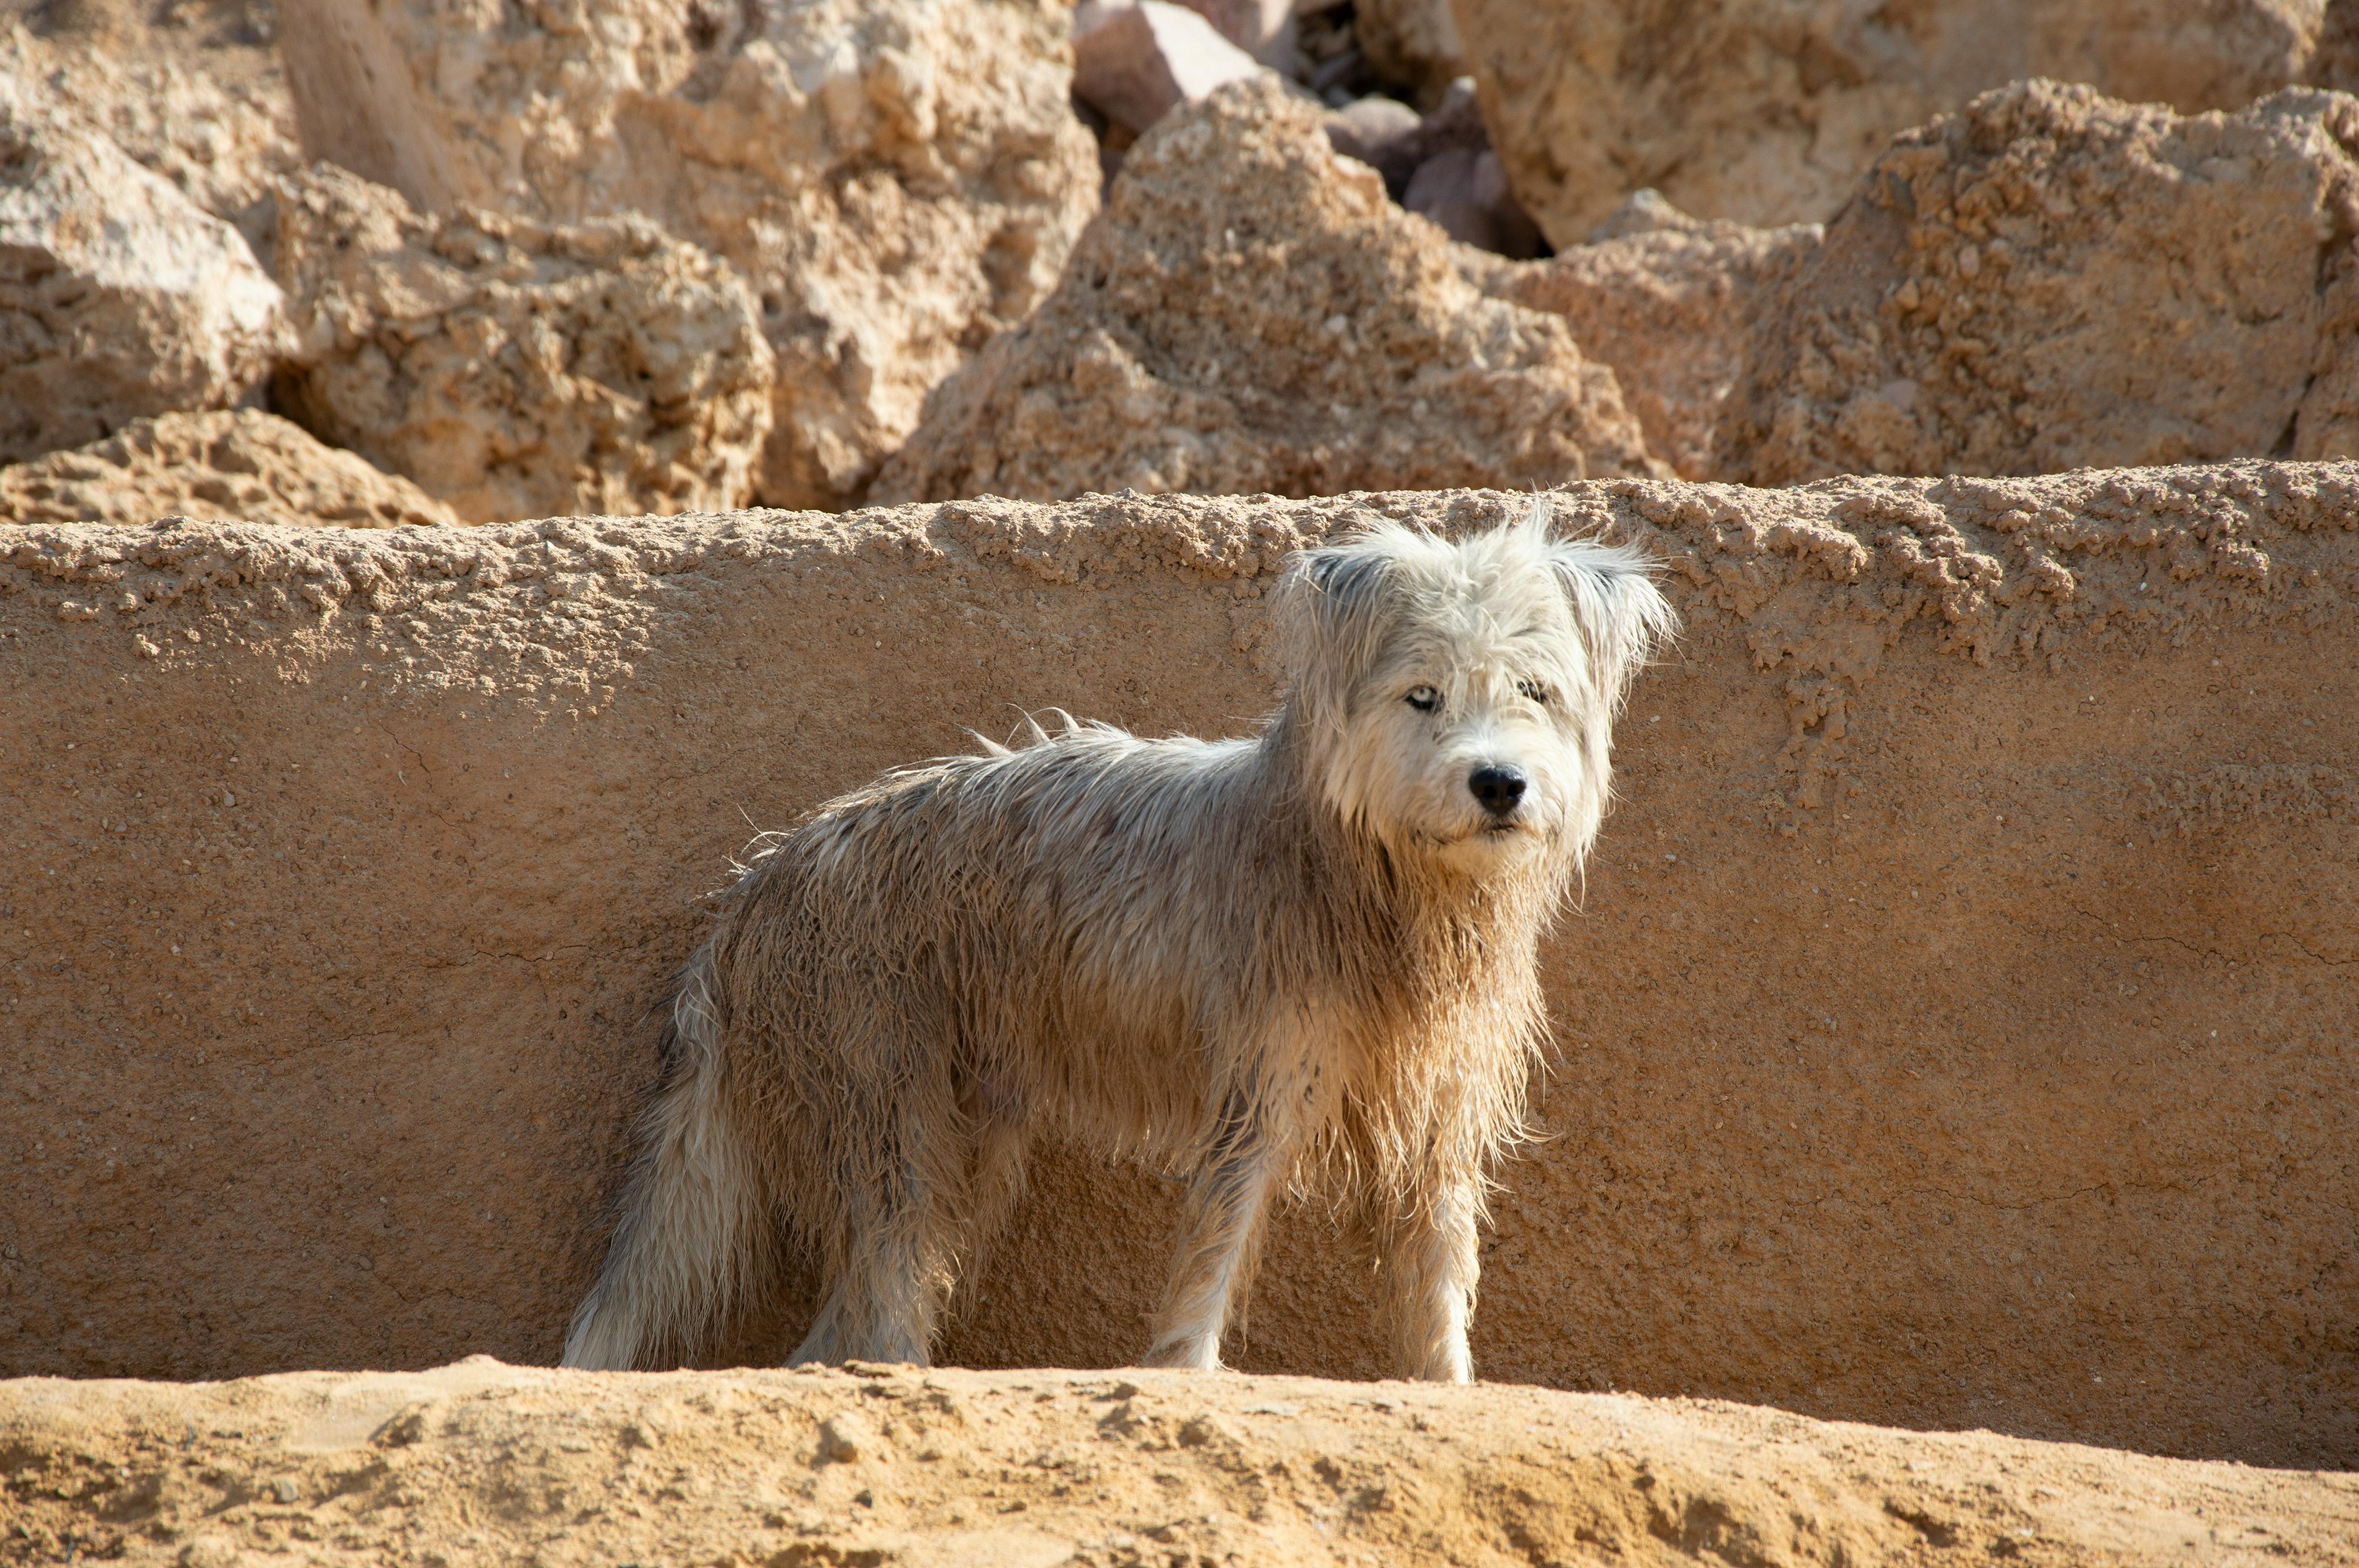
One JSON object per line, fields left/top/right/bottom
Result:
{"left": 560, "top": 942, "right": 768, "bottom": 1370}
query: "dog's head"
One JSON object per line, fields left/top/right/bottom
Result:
{"left": 1274, "top": 497, "right": 1675, "bottom": 880}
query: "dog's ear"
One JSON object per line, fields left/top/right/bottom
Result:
{"left": 1274, "top": 528, "right": 1412, "bottom": 736}
{"left": 1527, "top": 499, "right": 1678, "bottom": 716}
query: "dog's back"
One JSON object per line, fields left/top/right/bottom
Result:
{"left": 723, "top": 724, "right": 1288, "bottom": 1163}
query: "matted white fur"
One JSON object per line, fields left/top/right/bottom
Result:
{"left": 561, "top": 498, "right": 1675, "bottom": 1380}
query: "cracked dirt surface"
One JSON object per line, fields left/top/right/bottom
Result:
{"left": 1, "top": 466, "right": 2353, "bottom": 1466}
{"left": 5, "top": 1358, "right": 2358, "bottom": 1566}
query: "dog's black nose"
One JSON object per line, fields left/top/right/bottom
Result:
{"left": 1469, "top": 765, "right": 1527, "bottom": 817}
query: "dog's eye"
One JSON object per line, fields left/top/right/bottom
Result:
{"left": 1404, "top": 686, "right": 1441, "bottom": 712}
{"left": 1518, "top": 678, "right": 1551, "bottom": 705}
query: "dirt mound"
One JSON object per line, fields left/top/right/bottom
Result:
{"left": 1455, "top": 0, "right": 2328, "bottom": 244}
{"left": 1728, "top": 83, "right": 2359, "bottom": 486}
{"left": 6, "top": 1360, "right": 2355, "bottom": 1567}
{"left": 874, "top": 78, "right": 1659, "bottom": 503}
{"left": 278, "top": 0, "right": 1100, "bottom": 511}
{"left": 0, "top": 409, "right": 456, "bottom": 529}
{"left": 271, "top": 166, "right": 774, "bottom": 525}
{"left": 0, "top": 467, "right": 2351, "bottom": 1466}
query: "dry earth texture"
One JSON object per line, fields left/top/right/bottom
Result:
{"left": 0, "top": 410, "right": 456, "bottom": 530}
{"left": 875, "top": 79, "right": 1657, "bottom": 503}
{"left": 1, "top": 469, "right": 2354, "bottom": 1470}
{"left": 6, "top": 1361, "right": 2358, "bottom": 1567}
{"left": 277, "top": 0, "right": 1100, "bottom": 511}
{"left": 1453, "top": 0, "right": 2332, "bottom": 243}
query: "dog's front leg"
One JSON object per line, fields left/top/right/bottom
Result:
{"left": 1140, "top": 1090, "right": 1289, "bottom": 1371}
{"left": 1379, "top": 1172, "right": 1481, "bottom": 1384}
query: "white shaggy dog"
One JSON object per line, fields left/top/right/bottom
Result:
{"left": 561, "top": 499, "right": 1674, "bottom": 1381}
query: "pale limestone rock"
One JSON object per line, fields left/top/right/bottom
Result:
{"left": 1727, "top": 83, "right": 2359, "bottom": 485}
{"left": 1491, "top": 194, "right": 1820, "bottom": 477}
{"left": 0, "top": 62, "right": 284, "bottom": 465}
{"left": 2, "top": 23, "right": 299, "bottom": 259}
{"left": 0, "top": 409, "right": 458, "bottom": 529}
{"left": 873, "top": 78, "right": 1658, "bottom": 503}
{"left": 1454, "top": 0, "right": 2328, "bottom": 244}
{"left": 273, "top": 167, "right": 773, "bottom": 525}
{"left": 275, "top": 0, "right": 1099, "bottom": 510}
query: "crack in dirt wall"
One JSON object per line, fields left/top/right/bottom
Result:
{"left": 1, "top": 465, "right": 2353, "bottom": 1466}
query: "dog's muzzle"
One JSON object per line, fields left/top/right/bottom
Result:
{"left": 1468, "top": 765, "right": 1527, "bottom": 822}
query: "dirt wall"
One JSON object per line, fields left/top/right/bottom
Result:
{"left": 1, "top": 466, "right": 2354, "bottom": 1466}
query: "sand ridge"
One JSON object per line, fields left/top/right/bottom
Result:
{"left": 4, "top": 1360, "right": 2355, "bottom": 1565}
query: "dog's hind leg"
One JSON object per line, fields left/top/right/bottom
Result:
{"left": 563, "top": 950, "right": 767, "bottom": 1370}
{"left": 789, "top": 1165, "right": 959, "bottom": 1366}
{"left": 1140, "top": 1086, "right": 1293, "bottom": 1371}
{"left": 951, "top": 1113, "right": 1032, "bottom": 1292}
{"left": 788, "top": 1070, "right": 976, "bottom": 1368}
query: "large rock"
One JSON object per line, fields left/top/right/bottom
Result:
{"left": 6, "top": 1361, "right": 2354, "bottom": 1566}
{"left": 276, "top": 0, "right": 1100, "bottom": 511}
{"left": 873, "top": 79, "right": 1658, "bottom": 503}
{"left": 1, "top": 23, "right": 300, "bottom": 260}
{"left": 0, "top": 409, "right": 457, "bottom": 530}
{"left": 1490, "top": 193, "right": 1822, "bottom": 479}
{"left": 1454, "top": 0, "right": 2329, "bottom": 244}
{"left": 1727, "top": 83, "right": 2359, "bottom": 486}
{"left": 271, "top": 167, "right": 774, "bottom": 526}
{"left": 2, "top": 463, "right": 2354, "bottom": 1468}
{"left": 0, "top": 62, "right": 284, "bottom": 465}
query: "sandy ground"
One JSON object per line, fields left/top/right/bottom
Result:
{"left": 5, "top": 1359, "right": 2357, "bottom": 1566}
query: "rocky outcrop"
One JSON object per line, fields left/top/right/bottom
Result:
{"left": 0, "top": 60, "right": 284, "bottom": 465}
{"left": 271, "top": 167, "right": 773, "bottom": 525}
{"left": 6, "top": 1360, "right": 2354, "bottom": 1567}
{"left": 0, "top": 409, "right": 458, "bottom": 529}
{"left": 2, "top": 23, "right": 300, "bottom": 260}
{"left": 1491, "top": 193, "right": 1821, "bottom": 478}
{"left": 275, "top": 0, "right": 1100, "bottom": 511}
{"left": 3, "top": 467, "right": 2353, "bottom": 1466}
{"left": 1728, "top": 83, "right": 2359, "bottom": 486}
{"left": 1454, "top": 0, "right": 2329, "bottom": 244}
{"left": 874, "top": 79, "right": 1658, "bottom": 503}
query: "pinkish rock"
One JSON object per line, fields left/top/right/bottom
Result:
{"left": 1175, "top": 0, "right": 1298, "bottom": 66}
{"left": 1074, "top": 0, "right": 1270, "bottom": 133}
